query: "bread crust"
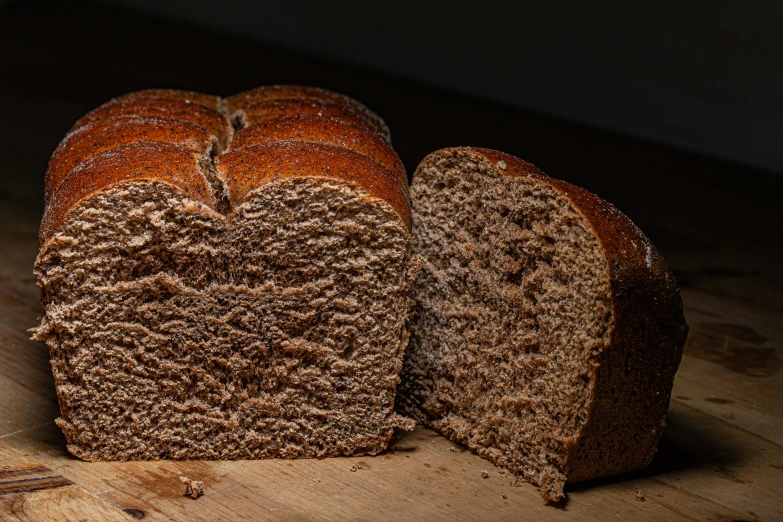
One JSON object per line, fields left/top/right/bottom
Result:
{"left": 42, "top": 88, "right": 409, "bottom": 247}
{"left": 227, "top": 85, "right": 390, "bottom": 141}
{"left": 40, "top": 142, "right": 215, "bottom": 247}
{"left": 216, "top": 142, "right": 411, "bottom": 231}
{"left": 234, "top": 98, "right": 388, "bottom": 142}
{"left": 45, "top": 116, "right": 216, "bottom": 203}
{"left": 70, "top": 97, "right": 232, "bottom": 151}
{"left": 413, "top": 147, "right": 687, "bottom": 486}
{"left": 114, "top": 89, "right": 223, "bottom": 111}
{"left": 230, "top": 115, "right": 405, "bottom": 182}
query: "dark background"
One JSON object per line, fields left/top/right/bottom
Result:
{"left": 65, "top": 0, "right": 783, "bottom": 174}
{"left": 0, "top": 0, "right": 780, "bottom": 269}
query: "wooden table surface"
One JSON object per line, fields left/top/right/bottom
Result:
{"left": 1, "top": 3, "right": 781, "bottom": 521}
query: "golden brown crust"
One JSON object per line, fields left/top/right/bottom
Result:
{"left": 70, "top": 97, "right": 232, "bottom": 151}
{"left": 430, "top": 147, "right": 687, "bottom": 484}
{"left": 464, "top": 148, "right": 548, "bottom": 179}
{"left": 40, "top": 143, "right": 214, "bottom": 246}
{"left": 115, "top": 89, "right": 223, "bottom": 111}
{"left": 216, "top": 142, "right": 410, "bottom": 231}
{"left": 229, "top": 115, "right": 405, "bottom": 182}
{"left": 547, "top": 178, "right": 687, "bottom": 482}
{"left": 228, "top": 85, "right": 390, "bottom": 141}
{"left": 236, "top": 99, "right": 389, "bottom": 142}
{"left": 45, "top": 116, "right": 216, "bottom": 204}
{"left": 42, "top": 86, "right": 408, "bottom": 246}
{"left": 227, "top": 85, "right": 359, "bottom": 109}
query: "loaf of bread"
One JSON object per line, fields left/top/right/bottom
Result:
{"left": 33, "top": 86, "right": 415, "bottom": 461}
{"left": 397, "top": 147, "right": 688, "bottom": 501}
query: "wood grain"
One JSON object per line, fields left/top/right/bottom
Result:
{"left": 0, "top": 465, "right": 72, "bottom": 496}
{"left": 0, "top": 2, "right": 781, "bottom": 520}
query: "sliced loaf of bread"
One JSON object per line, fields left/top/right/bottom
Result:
{"left": 33, "top": 86, "right": 415, "bottom": 461}
{"left": 397, "top": 147, "right": 688, "bottom": 501}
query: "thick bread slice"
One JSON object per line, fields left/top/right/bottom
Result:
{"left": 70, "top": 97, "right": 232, "bottom": 151}
{"left": 45, "top": 117, "right": 216, "bottom": 203}
{"left": 34, "top": 87, "right": 415, "bottom": 462}
{"left": 398, "top": 147, "right": 687, "bottom": 501}
{"left": 40, "top": 142, "right": 216, "bottom": 247}
{"left": 228, "top": 115, "right": 405, "bottom": 183}
{"left": 226, "top": 85, "right": 389, "bottom": 141}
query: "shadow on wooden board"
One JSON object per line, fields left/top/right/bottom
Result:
{"left": 563, "top": 407, "right": 746, "bottom": 503}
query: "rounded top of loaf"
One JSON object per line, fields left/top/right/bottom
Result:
{"left": 46, "top": 116, "right": 216, "bottom": 204}
{"left": 40, "top": 85, "right": 407, "bottom": 245}
{"left": 113, "top": 89, "right": 223, "bottom": 111}
{"left": 40, "top": 142, "right": 215, "bottom": 247}
{"left": 217, "top": 141, "right": 410, "bottom": 231}
{"left": 236, "top": 99, "right": 390, "bottom": 143}
{"left": 70, "top": 96, "right": 232, "bottom": 151}
{"left": 229, "top": 115, "right": 405, "bottom": 182}
{"left": 227, "top": 85, "right": 390, "bottom": 142}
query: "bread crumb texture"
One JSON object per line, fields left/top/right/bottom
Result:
{"left": 34, "top": 87, "right": 416, "bottom": 462}
{"left": 398, "top": 148, "right": 687, "bottom": 501}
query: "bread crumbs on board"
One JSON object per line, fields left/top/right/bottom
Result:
{"left": 179, "top": 476, "right": 204, "bottom": 499}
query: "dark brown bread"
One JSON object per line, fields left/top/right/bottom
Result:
{"left": 34, "top": 87, "right": 413, "bottom": 462}
{"left": 40, "top": 142, "right": 215, "bottom": 246}
{"left": 226, "top": 85, "right": 389, "bottom": 140}
{"left": 398, "top": 147, "right": 687, "bottom": 501}
{"left": 43, "top": 89, "right": 403, "bottom": 244}
{"left": 45, "top": 117, "right": 216, "bottom": 203}
{"left": 235, "top": 99, "right": 389, "bottom": 142}
{"left": 216, "top": 142, "right": 410, "bottom": 230}
{"left": 227, "top": 84, "right": 370, "bottom": 111}
{"left": 114, "top": 89, "right": 223, "bottom": 111}
{"left": 229, "top": 115, "right": 405, "bottom": 182}
{"left": 70, "top": 97, "right": 232, "bottom": 151}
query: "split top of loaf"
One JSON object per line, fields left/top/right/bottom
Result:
{"left": 399, "top": 147, "right": 688, "bottom": 501}
{"left": 42, "top": 86, "right": 408, "bottom": 247}
{"left": 34, "top": 86, "right": 416, "bottom": 461}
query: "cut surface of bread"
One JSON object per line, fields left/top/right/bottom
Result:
{"left": 34, "top": 87, "right": 414, "bottom": 461}
{"left": 397, "top": 147, "right": 687, "bottom": 501}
